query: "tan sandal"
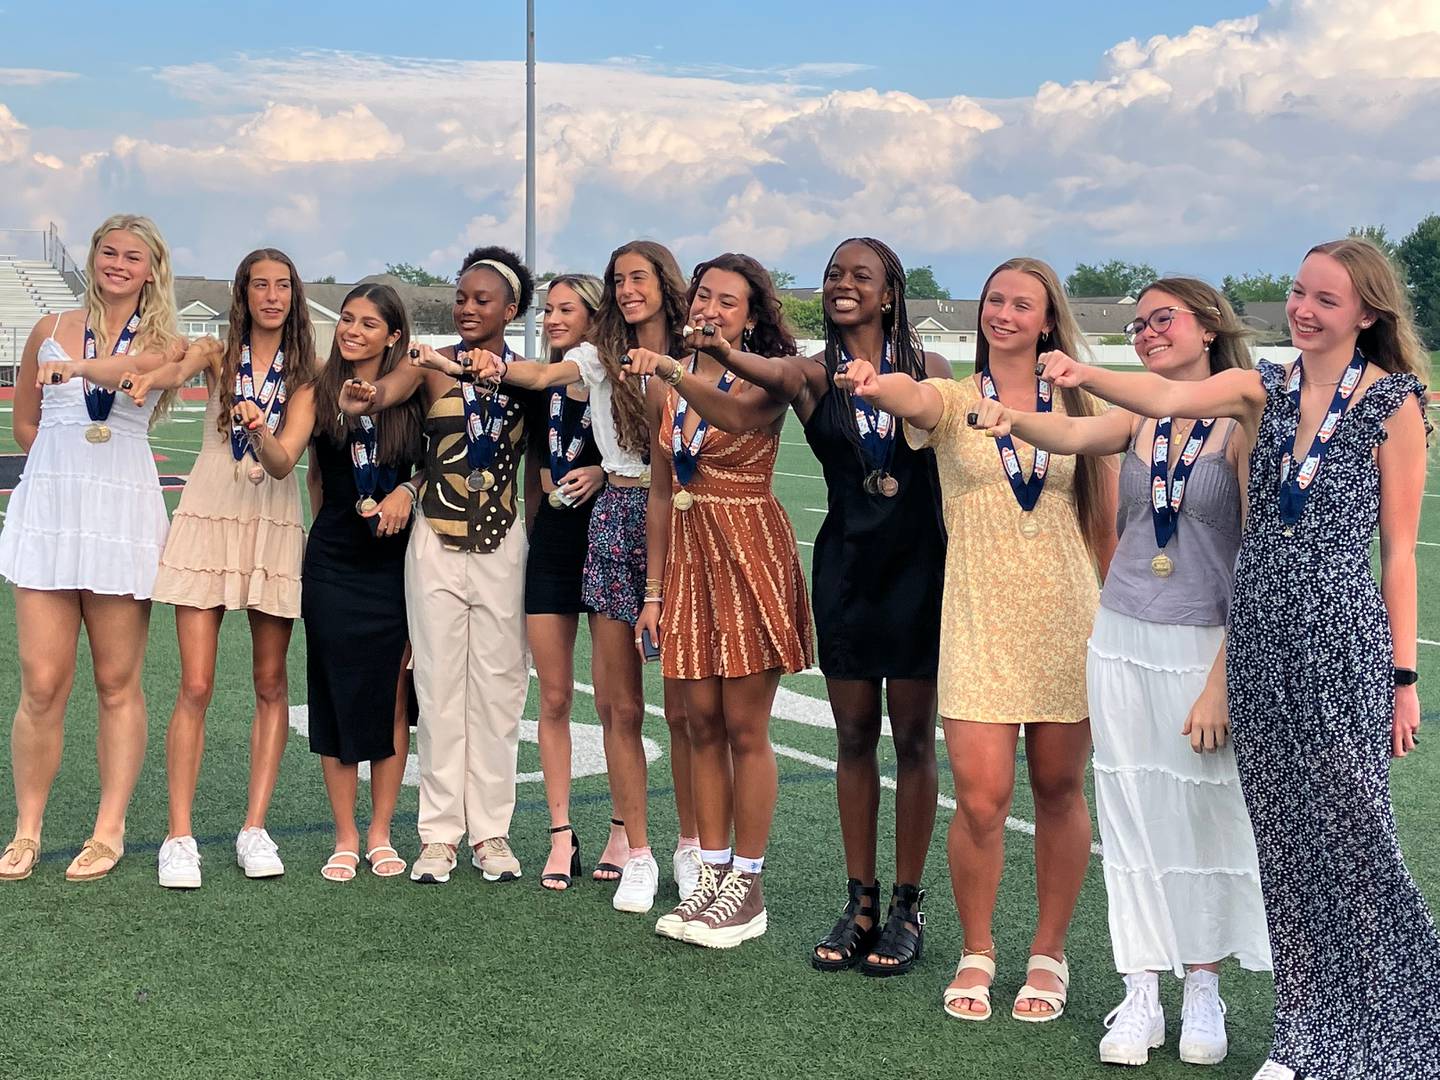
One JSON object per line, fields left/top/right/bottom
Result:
{"left": 66, "top": 839, "right": 123, "bottom": 882}
{"left": 943, "top": 950, "right": 997, "bottom": 1021}
{"left": 1012, "top": 953, "right": 1069, "bottom": 1023}
{"left": 0, "top": 838, "right": 40, "bottom": 881}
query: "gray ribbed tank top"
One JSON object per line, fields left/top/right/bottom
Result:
{"left": 1100, "top": 419, "right": 1242, "bottom": 627}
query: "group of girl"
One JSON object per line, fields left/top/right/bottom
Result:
{"left": 0, "top": 213, "right": 1436, "bottom": 1080}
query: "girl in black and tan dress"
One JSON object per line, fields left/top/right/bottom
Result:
{"left": 242, "top": 283, "right": 423, "bottom": 882}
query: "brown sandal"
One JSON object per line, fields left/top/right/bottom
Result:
{"left": 0, "top": 838, "right": 40, "bottom": 881}
{"left": 66, "top": 839, "right": 122, "bottom": 882}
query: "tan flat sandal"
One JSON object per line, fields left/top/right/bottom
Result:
{"left": 66, "top": 839, "right": 123, "bottom": 882}
{"left": 0, "top": 838, "right": 40, "bottom": 881}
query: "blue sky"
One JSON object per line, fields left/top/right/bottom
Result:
{"left": 1, "top": 1, "right": 1436, "bottom": 292}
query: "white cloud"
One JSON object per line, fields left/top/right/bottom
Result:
{"left": 235, "top": 103, "right": 403, "bottom": 164}
{"left": 0, "top": 104, "right": 28, "bottom": 162}
{"left": 0, "top": 67, "right": 77, "bottom": 87}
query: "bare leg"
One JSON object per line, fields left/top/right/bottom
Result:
{"left": 366, "top": 664, "right": 413, "bottom": 857}
{"left": 165, "top": 606, "right": 223, "bottom": 839}
{"left": 2, "top": 587, "right": 81, "bottom": 873}
{"left": 320, "top": 755, "right": 360, "bottom": 881}
{"left": 720, "top": 671, "right": 782, "bottom": 860}
{"left": 590, "top": 615, "right": 648, "bottom": 855}
{"left": 529, "top": 612, "right": 581, "bottom": 884}
{"left": 243, "top": 610, "right": 294, "bottom": 830}
{"left": 664, "top": 677, "right": 698, "bottom": 840}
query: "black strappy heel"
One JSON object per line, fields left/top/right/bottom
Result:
{"left": 591, "top": 817, "right": 626, "bottom": 883}
{"left": 541, "top": 825, "right": 581, "bottom": 891}
{"left": 810, "top": 878, "right": 882, "bottom": 971}
{"left": 860, "top": 882, "right": 926, "bottom": 977}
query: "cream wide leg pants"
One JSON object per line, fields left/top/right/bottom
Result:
{"left": 406, "top": 515, "right": 528, "bottom": 846}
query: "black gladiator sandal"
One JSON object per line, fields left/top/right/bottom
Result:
{"left": 810, "top": 878, "right": 882, "bottom": 972}
{"left": 859, "top": 883, "right": 925, "bottom": 978}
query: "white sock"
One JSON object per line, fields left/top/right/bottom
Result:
{"left": 700, "top": 847, "right": 731, "bottom": 866}
{"left": 733, "top": 853, "right": 764, "bottom": 875}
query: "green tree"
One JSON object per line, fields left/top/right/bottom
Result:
{"left": 904, "top": 265, "right": 950, "bottom": 299}
{"left": 1348, "top": 224, "right": 1403, "bottom": 266}
{"left": 1400, "top": 214, "right": 1440, "bottom": 348}
{"left": 770, "top": 269, "right": 797, "bottom": 290}
{"left": 1220, "top": 271, "right": 1293, "bottom": 314}
{"left": 1064, "top": 260, "right": 1156, "bottom": 298}
{"left": 782, "top": 296, "right": 826, "bottom": 338}
{"left": 315, "top": 274, "right": 336, "bottom": 284}
{"left": 385, "top": 261, "right": 453, "bottom": 287}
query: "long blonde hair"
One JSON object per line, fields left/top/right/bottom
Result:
{"left": 1307, "top": 238, "right": 1431, "bottom": 382}
{"left": 546, "top": 273, "right": 603, "bottom": 364}
{"left": 83, "top": 214, "right": 182, "bottom": 359}
{"left": 1138, "top": 277, "right": 1254, "bottom": 374}
{"left": 976, "top": 256, "right": 1109, "bottom": 561}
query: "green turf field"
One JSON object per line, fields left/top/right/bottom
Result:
{"left": 0, "top": 399, "right": 1437, "bottom": 1080}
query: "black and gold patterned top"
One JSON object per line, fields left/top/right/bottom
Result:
{"left": 417, "top": 384, "right": 534, "bottom": 553}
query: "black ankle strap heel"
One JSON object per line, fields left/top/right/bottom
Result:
{"left": 810, "top": 877, "right": 882, "bottom": 971}
{"left": 860, "top": 882, "right": 925, "bottom": 978}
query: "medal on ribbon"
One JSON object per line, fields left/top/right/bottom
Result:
{"left": 547, "top": 387, "right": 592, "bottom": 508}
{"left": 1148, "top": 416, "right": 1216, "bottom": 577}
{"left": 1277, "top": 350, "right": 1367, "bottom": 537}
{"left": 349, "top": 414, "right": 396, "bottom": 516}
{"left": 849, "top": 341, "right": 899, "bottom": 497}
{"left": 81, "top": 308, "right": 141, "bottom": 444}
{"left": 231, "top": 338, "right": 286, "bottom": 484}
{"left": 460, "top": 343, "right": 513, "bottom": 493}
{"left": 670, "top": 357, "right": 736, "bottom": 511}
{"left": 981, "top": 370, "right": 1052, "bottom": 537}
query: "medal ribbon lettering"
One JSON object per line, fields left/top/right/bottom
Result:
{"left": 548, "top": 388, "right": 593, "bottom": 485}
{"left": 1277, "top": 350, "right": 1367, "bottom": 529}
{"left": 981, "top": 370, "right": 1052, "bottom": 511}
{"left": 349, "top": 414, "right": 396, "bottom": 508}
{"left": 671, "top": 359, "right": 737, "bottom": 487}
{"left": 1150, "top": 416, "right": 1216, "bottom": 551}
{"left": 230, "top": 339, "right": 287, "bottom": 462}
{"left": 459, "top": 344, "right": 513, "bottom": 476}
{"left": 82, "top": 308, "right": 142, "bottom": 424}
{"left": 849, "top": 341, "right": 895, "bottom": 477}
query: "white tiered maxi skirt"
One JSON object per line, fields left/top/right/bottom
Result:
{"left": 1087, "top": 605, "right": 1272, "bottom": 977}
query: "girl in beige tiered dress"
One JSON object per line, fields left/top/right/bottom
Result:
{"left": 125, "top": 249, "right": 317, "bottom": 889}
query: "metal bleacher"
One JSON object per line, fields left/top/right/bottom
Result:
{"left": 0, "top": 226, "right": 85, "bottom": 380}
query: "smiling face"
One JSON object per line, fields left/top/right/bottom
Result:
{"left": 336, "top": 296, "right": 399, "bottom": 363}
{"left": 688, "top": 267, "right": 755, "bottom": 346}
{"left": 1132, "top": 288, "right": 1211, "bottom": 378}
{"left": 93, "top": 229, "right": 154, "bottom": 304}
{"left": 822, "top": 241, "right": 889, "bottom": 328}
{"left": 612, "top": 252, "right": 664, "bottom": 327}
{"left": 980, "top": 268, "right": 1051, "bottom": 357}
{"left": 454, "top": 264, "right": 518, "bottom": 344}
{"left": 247, "top": 258, "right": 293, "bottom": 334}
{"left": 543, "top": 281, "right": 594, "bottom": 351}
{"left": 1287, "top": 252, "right": 1372, "bottom": 355}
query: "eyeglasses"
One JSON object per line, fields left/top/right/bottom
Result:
{"left": 1123, "top": 307, "right": 1197, "bottom": 340}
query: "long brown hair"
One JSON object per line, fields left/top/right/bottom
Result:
{"left": 1307, "top": 238, "right": 1431, "bottom": 381}
{"left": 311, "top": 284, "right": 423, "bottom": 466}
{"left": 1137, "top": 277, "right": 1254, "bottom": 374}
{"left": 686, "top": 253, "right": 798, "bottom": 358}
{"left": 593, "top": 240, "right": 688, "bottom": 452}
{"left": 976, "top": 256, "right": 1108, "bottom": 561}
{"left": 216, "top": 248, "right": 319, "bottom": 438}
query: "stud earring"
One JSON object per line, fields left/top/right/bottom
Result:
{"left": 882, "top": 302, "right": 893, "bottom": 314}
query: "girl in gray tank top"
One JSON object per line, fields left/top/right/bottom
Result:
{"left": 965, "top": 278, "right": 1271, "bottom": 1068}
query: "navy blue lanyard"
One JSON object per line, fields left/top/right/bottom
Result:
{"left": 81, "top": 308, "right": 141, "bottom": 422}
{"left": 849, "top": 341, "right": 894, "bottom": 474}
{"left": 349, "top": 415, "right": 396, "bottom": 503}
{"left": 230, "top": 340, "right": 286, "bottom": 462}
{"left": 548, "top": 388, "right": 592, "bottom": 485}
{"left": 459, "top": 343, "right": 513, "bottom": 471}
{"left": 1150, "top": 417, "right": 1216, "bottom": 550}
{"left": 671, "top": 358, "right": 736, "bottom": 486}
{"left": 981, "top": 371, "right": 1051, "bottom": 512}
{"left": 1278, "top": 350, "right": 1367, "bottom": 529}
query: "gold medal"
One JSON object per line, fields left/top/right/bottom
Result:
{"left": 878, "top": 475, "right": 899, "bottom": 498}
{"left": 247, "top": 465, "right": 265, "bottom": 485}
{"left": 356, "top": 497, "right": 378, "bottom": 515}
{"left": 673, "top": 489, "right": 695, "bottom": 512}
{"left": 84, "top": 422, "right": 111, "bottom": 444}
{"left": 1019, "top": 513, "right": 1040, "bottom": 539}
{"left": 548, "top": 490, "right": 564, "bottom": 509}
{"left": 1150, "top": 552, "right": 1175, "bottom": 578}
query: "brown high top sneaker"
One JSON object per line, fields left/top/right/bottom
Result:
{"left": 682, "top": 869, "right": 767, "bottom": 949}
{"left": 655, "top": 860, "right": 725, "bottom": 940}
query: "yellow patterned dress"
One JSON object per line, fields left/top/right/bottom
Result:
{"left": 904, "top": 376, "right": 1099, "bottom": 724}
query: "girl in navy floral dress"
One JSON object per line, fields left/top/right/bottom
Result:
{"left": 1037, "top": 238, "right": 1440, "bottom": 1080}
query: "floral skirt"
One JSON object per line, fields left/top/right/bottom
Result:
{"left": 580, "top": 485, "right": 647, "bottom": 626}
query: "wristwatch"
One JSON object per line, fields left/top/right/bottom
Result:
{"left": 1394, "top": 666, "right": 1419, "bottom": 687}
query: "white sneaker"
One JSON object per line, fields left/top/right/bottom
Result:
{"left": 613, "top": 852, "right": 660, "bottom": 913}
{"left": 1099, "top": 971, "right": 1165, "bottom": 1066}
{"left": 235, "top": 827, "right": 285, "bottom": 878}
{"left": 1179, "top": 969, "right": 1228, "bottom": 1065}
{"left": 1252, "top": 1063, "right": 1301, "bottom": 1080}
{"left": 673, "top": 844, "right": 702, "bottom": 901}
{"left": 158, "top": 835, "right": 202, "bottom": 890}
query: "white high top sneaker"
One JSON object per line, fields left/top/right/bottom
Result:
{"left": 1099, "top": 971, "right": 1165, "bottom": 1066}
{"left": 1179, "top": 968, "right": 1229, "bottom": 1065}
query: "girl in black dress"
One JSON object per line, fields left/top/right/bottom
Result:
{"left": 700, "top": 237, "right": 949, "bottom": 975}
{"left": 242, "top": 284, "right": 423, "bottom": 882}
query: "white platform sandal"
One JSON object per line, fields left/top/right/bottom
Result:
{"left": 942, "top": 951, "right": 997, "bottom": 1021}
{"left": 1011, "top": 953, "right": 1069, "bottom": 1023}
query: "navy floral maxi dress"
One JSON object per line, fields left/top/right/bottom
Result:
{"left": 1227, "top": 360, "right": 1440, "bottom": 1078}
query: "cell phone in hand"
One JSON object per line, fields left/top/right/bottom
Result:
{"left": 641, "top": 627, "right": 660, "bottom": 663}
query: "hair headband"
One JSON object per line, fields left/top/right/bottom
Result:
{"left": 467, "top": 258, "right": 523, "bottom": 304}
